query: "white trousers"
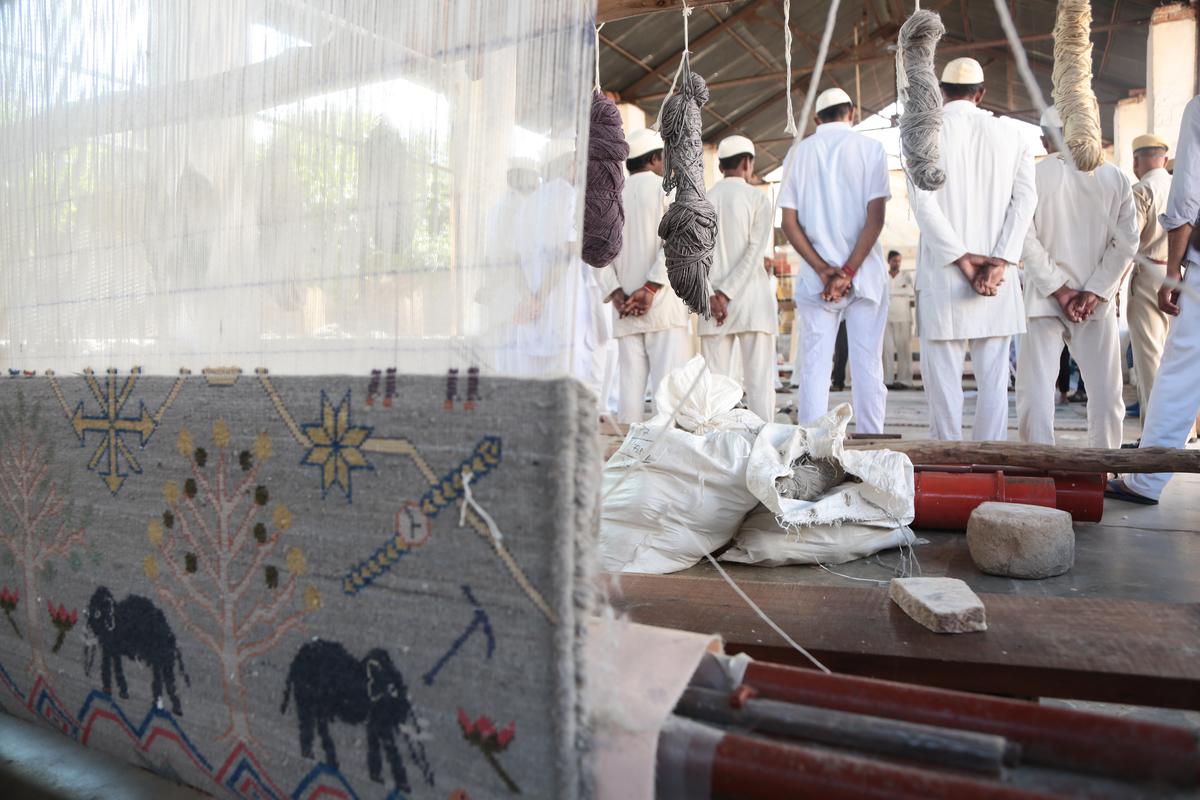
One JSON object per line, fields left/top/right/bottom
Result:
{"left": 794, "top": 296, "right": 887, "bottom": 433}
{"left": 1016, "top": 315, "right": 1124, "bottom": 449}
{"left": 617, "top": 328, "right": 692, "bottom": 424}
{"left": 701, "top": 331, "right": 777, "bottom": 423}
{"left": 1126, "top": 286, "right": 1200, "bottom": 500}
{"left": 881, "top": 319, "right": 914, "bottom": 384}
{"left": 920, "top": 335, "right": 1012, "bottom": 441}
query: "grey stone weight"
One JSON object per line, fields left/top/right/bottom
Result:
{"left": 966, "top": 502, "right": 1075, "bottom": 579}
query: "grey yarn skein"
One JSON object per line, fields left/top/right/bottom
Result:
{"left": 897, "top": 10, "right": 947, "bottom": 192}
{"left": 583, "top": 90, "right": 629, "bottom": 268}
{"left": 658, "top": 66, "right": 716, "bottom": 318}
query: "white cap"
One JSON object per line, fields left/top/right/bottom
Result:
{"left": 717, "top": 135, "right": 755, "bottom": 160}
{"left": 1040, "top": 106, "right": 1063, "bottom": 129}
{"left": 941, "top": 57, "right": 985, "bottom": 85}
{"left": 815, "top": 87, "right": 853, "bottom": 114}
{"left": 627, "top": 128, "right": 665, "bottom": 160}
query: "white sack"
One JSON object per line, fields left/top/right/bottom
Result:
{"left": 722, "top": 506, "right": 916, "bottom": 567}
{"left": 725, "top": 404, "right": 916, "bottom": 567}
{"left": 600, "top": 356, "right": 764, "bottom": 574}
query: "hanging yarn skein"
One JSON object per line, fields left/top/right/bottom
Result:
{"left": 582, "top": 90, "right": 628, "bottom": 268}
{"left": 1052, "top": 0, "right": 1104, "bottom": 172}
{"left": 897, "top": 9, "right": 947, "bottom": 191}
{"left": 658, "top": 63, "right": 717, "bottom": 318}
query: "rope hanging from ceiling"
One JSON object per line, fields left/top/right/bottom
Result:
{"left": 1052, "top": 0, "right": 1105, "bottom": 171}
{"left": 896, "top": 9, "right": 947, "bottom": 191}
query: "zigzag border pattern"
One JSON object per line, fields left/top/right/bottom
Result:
{"left": 0, "top": 660, "right": 402, "bottom": 800}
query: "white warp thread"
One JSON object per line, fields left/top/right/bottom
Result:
{"left": 783, "top": 0, "right": 797, "bottom": 137}
{"left": 789, "top": 0, "right": 843, "bottom": 138}
{"left": 897, "top": 10, "right": 947, "bottom": 191}
{"left": 459, "top": 470, "right": 503, "bottom": 544}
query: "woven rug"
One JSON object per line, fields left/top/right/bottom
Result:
{"left": 0, "top": 369, "right": 598, "bottom": 799}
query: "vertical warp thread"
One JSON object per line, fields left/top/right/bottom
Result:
{"left": 897, "top": 10, "right": 947, "bottom": 191}
{"left": 658, "top": 66, "right": 716, "bottom": 318}
{"left": 582, "top": 90, "right": 629, "bottom": 268}
{"left": 1052, "top": 0, "right": 1104, "bottom": 172}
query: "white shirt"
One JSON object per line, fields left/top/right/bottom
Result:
{"left": 514, "top": 176, "right": 579, "bottom": 359}
{"left": 777, "top": 121, "right": 892, "bottom": 307}
{"left": 910, "top": 100, "right": 1037, "bottom": 340}
{"left": 887, "top": 270, "right": 915, "bottom": 324}
{"left": 1162, "top": 95, "right": 1200, "bottom": 265}
{"left": 600, "top": 171, "right": 691, "bottom": 336}
{"left": 699, "top": 176, "right": 777, "bottom": 336}
{"left": 1022, "top": 154, "right": 1137, "bottom": 319}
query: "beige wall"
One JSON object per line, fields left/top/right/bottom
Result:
{"left": 1146, "top": 3, "right": 1197, "bottom": 156}
{"left": 1113, "top": 95, "right": 1148, "bottom": 179}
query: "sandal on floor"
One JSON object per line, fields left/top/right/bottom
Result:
{"left": 1104, "top": 479, "right": 1159, "bottom": 506}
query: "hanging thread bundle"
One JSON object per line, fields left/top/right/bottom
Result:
{"left": 1052, "top": 0, "right": 1104, "bottom": 171}
{"left": 896, "top": 9, "right": 947, "bottom": 191}
{"left": 658, "top": 66, "right": 717, "bottom": 317}
{"left": 582, "top": 90, "right": 628, "bottom": 268}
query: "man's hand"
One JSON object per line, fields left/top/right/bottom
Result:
{"left": 709, "top": 292, "right": 730, "bottom": 325}
{"left": 822, "top": 269, "right": 853, "bottom": 302}
{"left": 1052, "top": 285, "right": 1083, "bottom": 322}
{"left": 955, "top": 254, "right": 996, "bottom": 295}
{"left": 609, "top": 289, "right": 629, "bottom": 317}
{"left": 1158, "top": 277, "right": 1183, "bottom": 316}
{"left": 972, "top": 258, "right": 1007, "bottom": 296}
{"left": 513, "top": 295, "right": 543, "bottom": 324}
{"left": 622, "top": 284, "right": 658, "bottom": 317}
{"left": 1069, "top": 291, "right": 1102, "bottom": 321}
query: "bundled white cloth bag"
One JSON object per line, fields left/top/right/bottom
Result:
{"left": 723, "top": 404, "right": 917, "bottom": 567}
{"left": 600, "top": 356, "right": 765, "bottom": 574}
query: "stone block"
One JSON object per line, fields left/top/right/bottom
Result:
{"left": 889, "top": 577, "right": 987, "bottom": 634}
{"left": 967, "top": 502, "right": 1074, "bottom": 579}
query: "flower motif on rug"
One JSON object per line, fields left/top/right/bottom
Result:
{"left": 300, "top": 391, "right": 373, "bottom": 500}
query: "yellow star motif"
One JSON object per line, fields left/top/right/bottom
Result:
{"left": 300, "top": 391, "right": 373, "bottom": 500}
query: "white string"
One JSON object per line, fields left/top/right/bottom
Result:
{"left": 702, "top": 553, "right": 831, "bottom": 673}
{"left": 594, "top": 23, "right": 605, "bottom": 91}
{"left": 790, "top": 0, "right": 843, "bottom": 139}
{"left": 459, "top": 470, "right": 503, "bottom": 544}
{"left": 989, "top": 0, "right": 1200, "bottom": 308}
{"left": 654, "top": 0, "right": 693, "bottom": 132}
{"left": 783, "top": 1, "right": 797, "bottom": 136}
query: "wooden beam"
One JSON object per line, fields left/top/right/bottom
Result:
{"left": 707, "top": 6, "right": 773, "bottom": 71}
{"left": 598, "top": 0, "right": 738, "bottom": 23}
{"left": 599, "top": 31, "right": 742, "bottom": 131}
{"left": 619, "top": 0, "right": 769, "bottom": 99}
{"left": 629, "top": 19, "right": 1150, "bottom": 101}
{"left": 848, "top": 441, "right": 1200, "bottom": 473}
{"left": 609, "top": 574, "right": 1200, "bottom": 711}
{"left": 1099, "top": 0, "right": 1124, "bottom": 76}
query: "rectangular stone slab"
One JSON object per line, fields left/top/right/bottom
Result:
{"left": 889, "top": 578, "right": 988, "bottom": 633}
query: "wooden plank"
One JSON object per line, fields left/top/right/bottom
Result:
{"left": 608, "top": 573, "right": 1200, "bottom": 709}
{"left": 848, "top": 440, "right": 1200, "bottom": 473}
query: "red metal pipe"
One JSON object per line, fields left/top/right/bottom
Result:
{"left": 912, "top": 467, "right": 1105, "bottom": 524}
{"left": 742, "top": 662, "right": 1200, "bottom": 786}
{"left": 711, "top": 730, "right": 1057, "bottom": 800}
{"left": 913, "top": 471, "right": 1057, "bottom": 530}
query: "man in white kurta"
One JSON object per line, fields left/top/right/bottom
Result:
{"left": 481, "top": 159, "right": 539, "bottom": 373}
{"left": 1126, "top": 134, "right": 1174, "bottom": 429}
{"left": 1016, "top": 109, "right": 1137, "bottom": 449}
{"left": 1114, "top": 94, "right": 1200, "bottom": 504}
{"left": 909, "top": 58, "right": 1037, "bottom": 441}
{"left": 699, "top": 135, "right": 778, "bottom": 422}
{"left": 779, "top": 88, "right": 891, "bottom": 433}
{"left": 600, "top": 128, "right": 691, "bottom": 423}
{"left": 881, "top": 250, "right": 916, "bottom": 388}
